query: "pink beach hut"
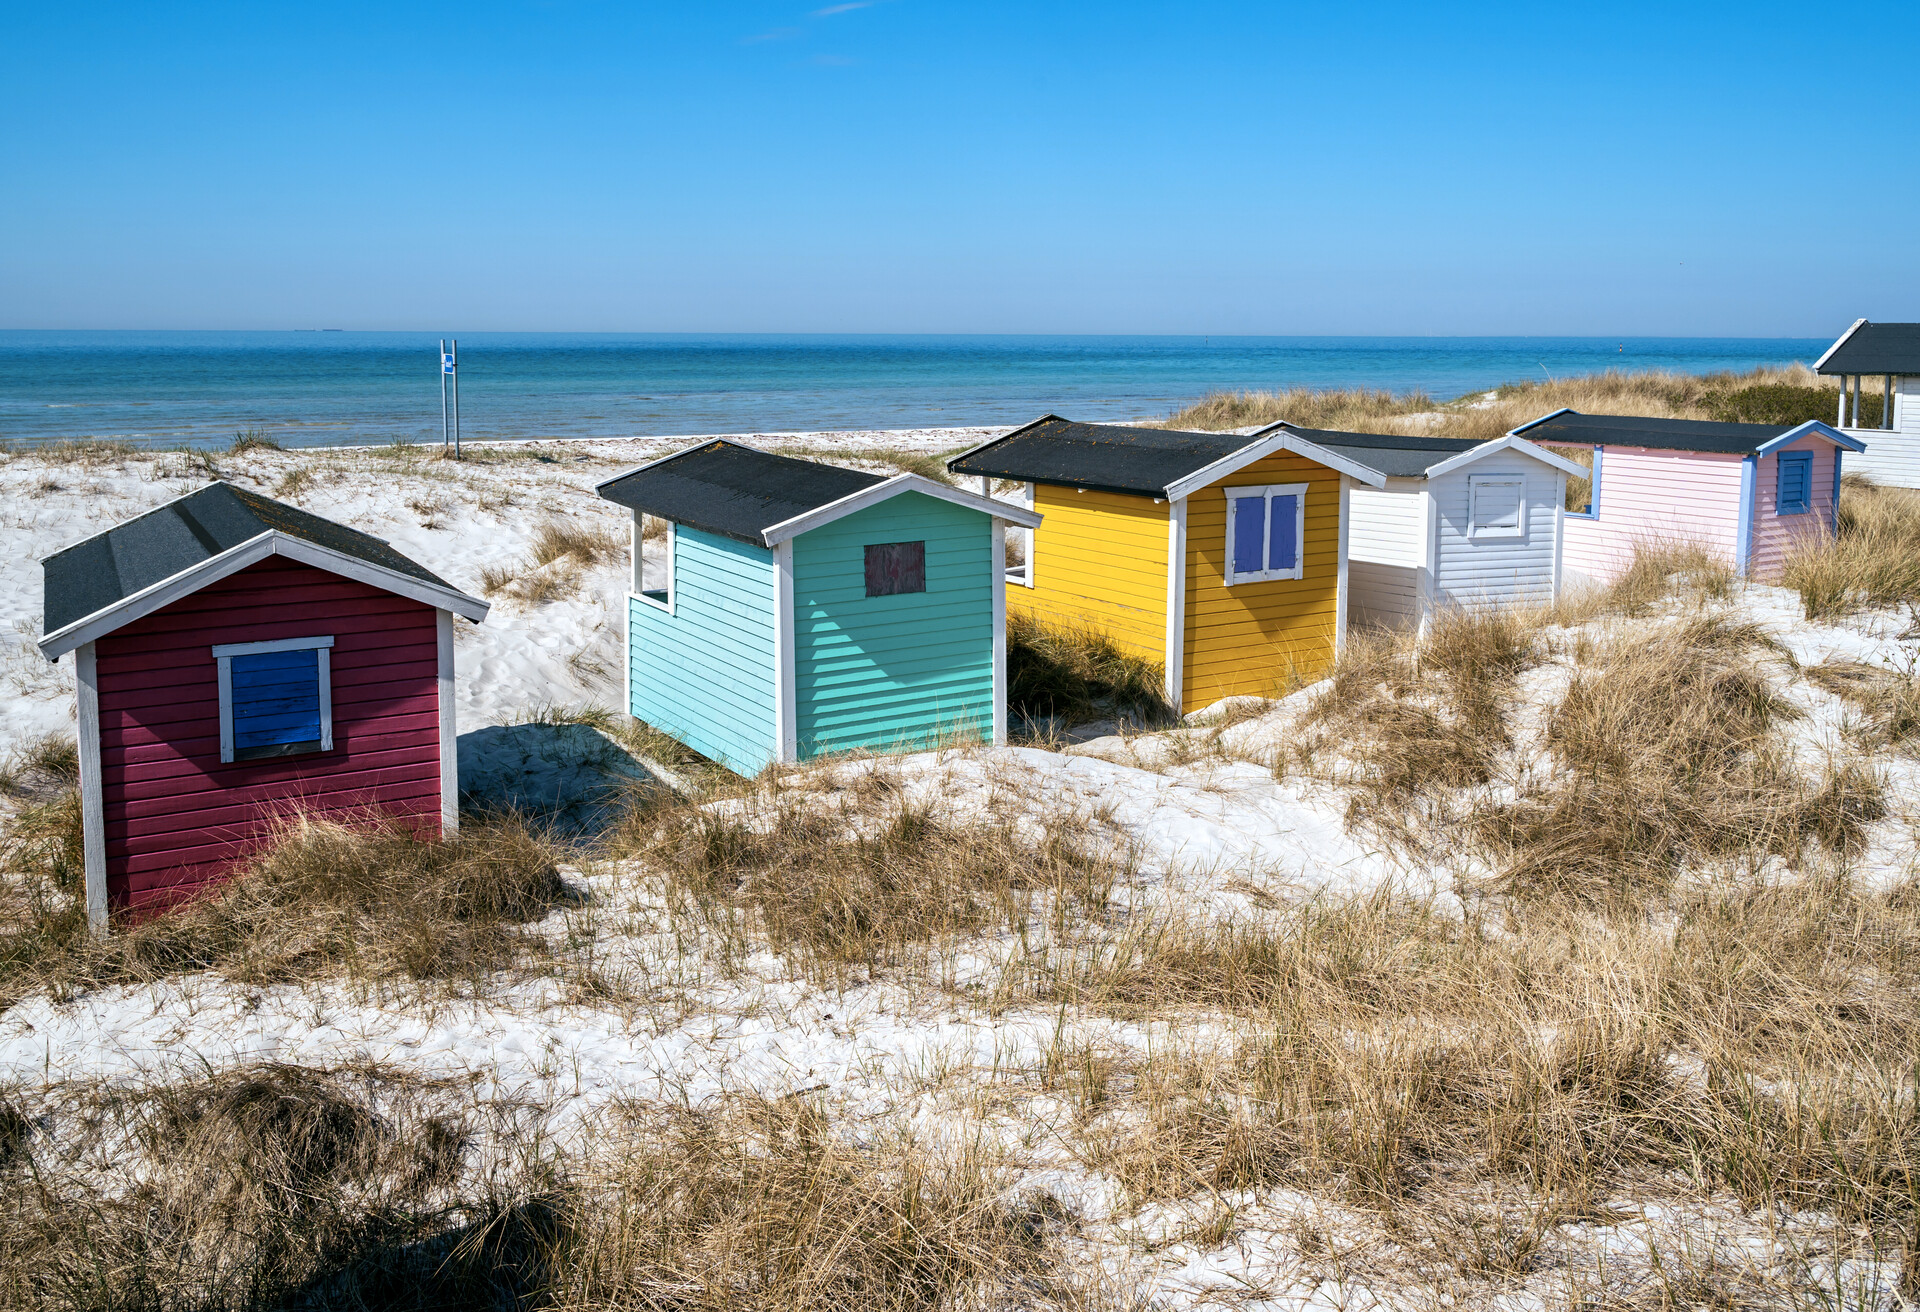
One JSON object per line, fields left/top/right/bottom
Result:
{"left": 1511, "top": 410, "right": 1866, "bottom": 587}
{"left": 36, "top": 483, "right": 490, "bottom": 928}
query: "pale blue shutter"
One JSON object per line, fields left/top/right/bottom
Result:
{"left": 1268, "top": 493, "right": 1297, "bottom": 571}
{"left": 1232, "top": 496, "right": 1266, "bottom": 575}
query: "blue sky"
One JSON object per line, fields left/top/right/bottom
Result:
{"left": 2, "top": 0, "right": 1912, "bottom": 335}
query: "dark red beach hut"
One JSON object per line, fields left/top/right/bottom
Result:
{"left": 36, "top": 482, "right": 490, "bottom": 927}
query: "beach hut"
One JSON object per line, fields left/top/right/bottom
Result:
{"left": 36, "top": 482, "right": 490, "bottom": 929}
{"left": 1816, "top": 319, "right": 1920, "bottom": 487}
{"left": 1512, "top": 410, "right": 1866, "bottom": 586}
{"left": 1254, "top": 425, "right": 1587, "bottom": 631}
{"left": 946, "top": 416, "right": 1389, "bottom": 715}
{"left": 595, "top": 440, "right": 1043, "bottom": 773}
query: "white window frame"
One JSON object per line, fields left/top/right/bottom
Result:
{"left": 1468, "top": 474, "right": 1526, "bottom": 540}
{"left": 633, "top": 512, "right": 675, "bottom": 614}
{"left": 1223, "top": 483, "right": 1307, "bottom": 585}
{"left": 212, "top": 634, "right": 334, "bottom": 764}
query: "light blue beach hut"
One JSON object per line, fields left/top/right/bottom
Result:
{"left": 596, "top": 440, "right": 1044, "bottom": 774}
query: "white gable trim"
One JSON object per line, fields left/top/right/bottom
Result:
{"left": 1507, "top": 407, "right": 1576, "bottom": 437}
{"left": 39, "top": 531, "right": 490, "bottom": 660}
{"left": 760, "top": 473, "right": 1044, "bottom": 546}
{"left": 1423, "top": 434, "right": 1589, "bottom": 479}
{"left": 1755, "top": 419, "right": 1866, "bottom": 455}
{"left": 1166, "top": 427, "right": 1387, "bottom": 500}
{"left": 1814, "top": 318, "right": 1870, "bottom": 372}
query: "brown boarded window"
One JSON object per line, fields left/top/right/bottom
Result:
{"left": 864, "top": 540, "right": 926, "bottom": 596}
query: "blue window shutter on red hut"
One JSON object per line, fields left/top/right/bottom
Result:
{"left": 231, "top": 649, "right": 324, "bottom": 752}
{"left": 1777, "top": 451, "right": 1812, "bottom": 515}
{"left": 1232, "top": 496, "right": 1265, "bottom": 574}
{"left": 1268, "top": 493, "right": 1298, "bottom": 571}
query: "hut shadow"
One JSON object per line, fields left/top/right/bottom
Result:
{"left": 278, "top": 1194, "right": 568, "bottom": 1311}
{"left": 456, "top": 722, "right": 661, "bottom": 839}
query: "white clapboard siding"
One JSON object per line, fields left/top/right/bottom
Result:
{"left": 1430, "top": 456, "right": 1558, "bottom": 610}
{"left": 1346, "top": 484, "right": 1426, "bottom": 629}
{"left": 1347, "top": 485, "right": 1424, "bottom": 564}
{"left": 1849, "top": 377, "right": 1920, "bottom": 490}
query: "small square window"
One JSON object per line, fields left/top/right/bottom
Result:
{"left": 1224, "top": 484, "right": 1306, "bottom": 585}
{"left": 1468, "top": 475, "right": 1525, "bottom": 539}
{"left": 213, "top": 636, "right": 334, "bottom": 764}
{"left": 865, "top": 541, "right": 926, "bottom": 596}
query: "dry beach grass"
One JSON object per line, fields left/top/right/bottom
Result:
{"left": 7, "top": 420, "right": 1920, "bottom": 1306}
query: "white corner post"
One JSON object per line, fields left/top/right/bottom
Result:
{"left": 1550, "top": 472, "right": 1566, "bottom": 601}
{"left": 1837, "top": 379, "right": 1847, "bottom": 428}
{"left": 1334, "top": 474, "right": 1351, "bottom": 657}
{"left": 1163, "top": 497, "right": 1187, "bottom": 713}
{"left": 436, "top": 609, "right": 459, "bottom": 834}
{"left": 74, "top": 642, "right": 108, "bottom": 934}
{"left": 772, "top": 541, "right": 797, "bottom": 764}
{"left": 991, "top": 519, "right": 1008, "bottom": 745}
{"left": 1417, "top": 487, "right": 1440, "bottom": 641}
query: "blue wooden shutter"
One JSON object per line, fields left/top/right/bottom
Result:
{"left": 1777, "top": 452, "right": 1812, "bottom": 514}
{"left": 1268, "top": 493, "right": 1298, "bottom": 571}
{"left": 231, "top": 649, "right": 323, "bottom": 753}
{"left": 1232, "top": 495, "right": 1266, "bottom": 574}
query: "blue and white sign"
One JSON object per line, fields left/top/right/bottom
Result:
{"left": 442, "top": 353, "right": 456, "bottom": 374}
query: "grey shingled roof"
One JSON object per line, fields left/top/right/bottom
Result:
{"left": 1817, "top": 322, "right": 1920, "bottom": 376}
{"left": 42, "top": 482, "right": 459, "bottom": 638}
{"left": 1276, "top": 426, "right": 1484, "bottom": 479}
{"left": 948, "top": 416, "right": 1255, "bottom": 497}
{"left": 1516, "top": 411, "right": 1810, "bottom": 455}
{"left": 595, "top": 439, "right": 888, "bottom": 545}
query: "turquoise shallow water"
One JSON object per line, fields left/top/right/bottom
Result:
{"left": 0, "top": 331, "right": 1831, "bottom": 450}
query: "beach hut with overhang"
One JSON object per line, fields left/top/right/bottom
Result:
{"left": 596, "top": 440, "right": 1042, "bottom": 774}
{"left": 1512, "top": 410, "right": 1866, "bottom": 586}
{"left": 1816, "top": 319, "right": 1920, "bottom": 487}
{"left": 36, "top": 482, "right": 489, "bottom": 929}
{"left": 947, "top": 416, "right": 1389, "bottom": 715}
{"left": 1250, "top": 425, "right": 1587, "bottom": 632}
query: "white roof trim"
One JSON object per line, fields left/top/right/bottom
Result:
{"left": 1756, "top": 419, "right": 1866, "bottom": 455}
{"left": 1506, "top": 406, "right": 1576, "bottom": 437}
{"left": 1163, "top": 427, "right": 1387, "bottom": 500}
{"left": 760, "top": 473, "right": 1044, "bottom": 546}
{"left": 1424, "top": 434, "right": 1590, "bottom": 479}
{"left": 1813, "top": 318, "right": 1870, "bottom": 372}
{"left": 39, "top": 531, "right": 489, "bottom": 660}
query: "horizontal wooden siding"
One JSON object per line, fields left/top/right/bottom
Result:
{"left": 629, "top": 523, "right": 777, "bottom": 774}
{"left": 1748, "top": 436, "right": 1838, "bottom": 582}
{"left": 1559, "top": 446, "right": 1744, "bottom": 586}
{"left": 1430, "top": 456, "right": 1560, "bottom": 610}
{"left": 1182, "top": 451, "right": 1340, "bottom": 713}
{"left": 791, "top": 491, "right": 994, "bottom": 757}
{"left": 93, "top": 556, "right": 441, "bottom": 914}
{"left": 1011, "top": 484, "right": 1168, "bottom": 664}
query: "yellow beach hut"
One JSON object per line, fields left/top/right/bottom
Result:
{"left": 948, "top": 416, "right": 1387, "bottom": 715}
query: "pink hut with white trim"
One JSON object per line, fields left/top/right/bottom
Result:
{"left": 37, "top": 483, "right": 489, "bottom": 927}
{"left": 1512, "top": 410, "right": 1866, "bottom": 586}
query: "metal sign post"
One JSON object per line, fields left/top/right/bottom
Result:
{"left": 439, "top": 339, "right": 461, "bottom": 459}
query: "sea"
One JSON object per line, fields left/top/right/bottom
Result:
{"left": 0, "top": 331, "right": 1832, "bottom": 451}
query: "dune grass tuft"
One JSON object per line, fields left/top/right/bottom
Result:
{"left": 1781, "top": 476, "right": 1920, "bottom": 619}
{"left": 1006, "top": 611, "right": 1172, "bottom": 727}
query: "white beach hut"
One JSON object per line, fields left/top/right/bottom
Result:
{"left": 1253, "top": 424, "right": 1587, "bottom": 632}
{"left": 1815, "top": 320, "right": 1920, "bottom": 488}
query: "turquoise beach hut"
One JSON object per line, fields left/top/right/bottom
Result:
{"left": 596, "top": 440, "right": 1044, "bottom": 773}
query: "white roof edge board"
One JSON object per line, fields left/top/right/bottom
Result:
{"left": 760, "top": 473, "right": 1045, "bottom": 546}
{"left": 1423, "top": 434, "right": 1590, "bottom": 479}
{"left": 39, "top": 531, "right": 489, "bottom": 661}
{"left": 1506, "top": 407, "right": 1576, "bottom": 438}
{"left": 1813, "top": 318, "right": 1870, "bottom": 372}
{"left": 1756, "top": 419, "right": 1868, "bottom": 455}
{"left": 1162, "top": 429, "right": 1388, "bottom": 500}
